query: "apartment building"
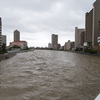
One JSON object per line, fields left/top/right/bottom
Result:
{"left": 92, "top": 0, "right": 100, "bottom": 51}
{"left": 14, "top": 30, "right": 20, "bottom": 42}
{"left": 85, "top": 9, "right": 93, "bottom": 46}
{"left": 51, "top": 34, "right": 58, "bottom": 50}
{"left": 75, "top": 27, "right": 85, "bottom": 49}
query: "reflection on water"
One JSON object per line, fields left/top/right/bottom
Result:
{"left": 0, "top": 50, "right": 100, "bottom": 100}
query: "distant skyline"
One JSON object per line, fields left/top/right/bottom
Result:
{"left": 0, "top": 0, "right": 96, "bottom": 47}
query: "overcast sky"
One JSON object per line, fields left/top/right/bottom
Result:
{"left": 0, "top": 0, "right": 96, "bottom": 47}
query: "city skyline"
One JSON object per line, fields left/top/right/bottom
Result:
{"left": 0, "top": 0, "right": 96, "bottom": 47}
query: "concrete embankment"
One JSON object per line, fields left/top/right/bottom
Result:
{"left": 0, "top": 52, "right": 16, "bottom": 61}
{"left": 0, "top": 49, "right": 30, "bottom": 61}
{"left": 72, "top": 51, "right": 100, "bottom": 57}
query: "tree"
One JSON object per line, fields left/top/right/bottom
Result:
{"left": 0, "top": 43, "right": 7, "bottom": 54}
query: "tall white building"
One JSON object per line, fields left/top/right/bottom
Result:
{"left": 14, "top": 30, "right": 20, "bottom": 42}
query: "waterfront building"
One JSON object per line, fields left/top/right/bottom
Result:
{"left": 75, "top": 27, "right": 85, "bottom": 49}
{"left": 2, "top": 35, "right": 6, "bottom": 45}
{"left": 51, "top": 34, "right": 58, "bottom": 50}
{"left": 14, "top": 30, "right": 20, "bottom": 42}
{"left": 71, "top": 42, "right": 75, "bottom": 50}
{"left": 10, "top": 41, "right": 27, "bottom": 49}
{"left": 9, "top": 30, "right": 28, "bottom": 49}
{"left": 48, "top": 43, "right": 52, "bottom": 49}
{"left": 0, "top": 18, "right": 2, "bottom": 51}
{"left": 84, "top": 0, "right": 100, "bottom": 51}
{"left": 57, "top": 44, "right": 61, "bottom": 49}
{"left": 92, "top": 0, "right": 100, "bottom": 51}
{"left": 64, "top": 40, "right": 75, "bottom": 50}
{"left": 85, "top": 9, "right": 93, "bottom": 47}
{"left": 64, "top": 40, "right": 72, "bottom": 50}
{"left": 80, "top": 31, "right": 85, "bottom": 46}
{"left": 60, "top": 46, "right": 64, "bottom": 50}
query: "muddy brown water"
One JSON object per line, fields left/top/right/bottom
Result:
{"left": 0, "top": 50, "right": 100, "bottom": 100}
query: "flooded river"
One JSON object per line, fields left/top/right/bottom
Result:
{"left": 0, "top": 50, "right": 100, "bottom": 100}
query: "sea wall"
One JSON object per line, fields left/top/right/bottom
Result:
{"left": 0, "top": 52, "right": 16, "bottom": 61}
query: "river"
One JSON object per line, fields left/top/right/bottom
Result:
{"left": 0, "top": 50, "right": 100, "bottom": 100}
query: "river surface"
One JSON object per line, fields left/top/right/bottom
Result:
{"left": 0, "top": 50, "right": 100, "bottom": 100}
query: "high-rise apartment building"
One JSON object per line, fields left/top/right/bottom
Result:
{"left": 85, "top": 9, "right": 93, "bottom": 44}
{"left": 14, "top": 30, "right": 20, "bottom": 42}
{"left": 92, "top": 0, "right": 100, "bottom": 51}
{"left": 0, "top": 18, "right": 2, "bottom": 50}
{"left": 84, "top": 0, "right": 100, "bottom": 51}
{"left": 51, "top": 34, "right": 58, "bottom": 50}
{"left": 75, "top": 27, "right": 85, "bottom": 49}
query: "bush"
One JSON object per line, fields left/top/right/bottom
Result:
{"left": 85, "top": 49, "right": 97, "bottom": 54}
{"left": 75, "top": 48, "right": 83, "bottom": 51}
{"left": 12, "top": 45, "right": 20, "bottom": 48}
{"left": 75, "top": 48, "right": 79, "bottom": 51}
{"left": 24, "top": 47, "right": 29, "bottom": 50}
{"left": 0, "top": 51, "right": 7, "bottom": 54}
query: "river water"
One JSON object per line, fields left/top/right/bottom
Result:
{"left": 0, "top": 50, "right": 100, "bottom": 100}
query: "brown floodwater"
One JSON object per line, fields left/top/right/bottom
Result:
{"left": 0, "top": 50, "right": 100, "bottom": 100}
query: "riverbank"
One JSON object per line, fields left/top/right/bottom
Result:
{"left": 69, "top": 50, "right": 100, "bottom": 57}
{"left": 0, "top": 52, "right": 16, "bottom": 61}
{"left": 0, "top": 49, "right": 34, "bottom": 61}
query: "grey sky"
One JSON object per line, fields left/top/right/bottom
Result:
{"left": 0, "top": 0, "right": 96, "bottom": 47}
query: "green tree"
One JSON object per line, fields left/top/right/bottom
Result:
{"left": 0, "top": 43, "right": 7, "bottom": 54}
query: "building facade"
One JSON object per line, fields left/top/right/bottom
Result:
{"left": 92, "top": 0, "right": 100, "bottom": 51}
{"left": 64, "top": 40, "right": 75, "bottom": 50}
{"left": 0, "top": 18, "right": 2, "bottom": 50}
{"left": 2, "top": 35, "right": 6, "bottom": 45}
{"left": 14, "top": 30, "right": 20, "bottom": 42}
{"left": 64, "top": 40, "right": 71, "bottom": 50}
{"left": 9, "top": 30, "right": 28, "bottom": 49}
{"left": 79, "top": 31, "right": 85, "bottom": 46}
{"left": 75, "top": 27, "right": 85, "bottom": 49}
{"left": 51, "top": 34, "right": 58, "bottom": 50}
{"left": 85, "top": 9, "right": 93, "bottom": 46}
{"left": 48, "top": 43, "right": 52, "bottom": 49}
{"left": 10, "top": 41, "right": 27, "bottom": 49}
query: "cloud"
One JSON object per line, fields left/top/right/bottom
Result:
{"left": 0, "top": 0, "right": 96, "bottom": 47}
